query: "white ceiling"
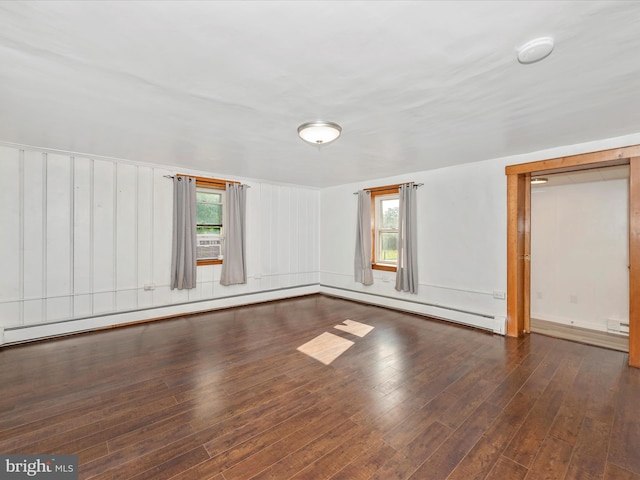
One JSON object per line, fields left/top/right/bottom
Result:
{"left": 2, "top": 1, "right": 640, "bottom": 188}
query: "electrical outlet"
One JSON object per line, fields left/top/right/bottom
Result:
{"left": 143, "top": 284, "right": 155, "bottom": 291}
{"left": 493, "top": 291, "right": 505, "bottom": 300}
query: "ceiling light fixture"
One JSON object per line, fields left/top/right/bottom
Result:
{"left": 517, "top": 36, "right": 554, "bottom": 64}
{"left": 531, "top": 177, "right": 549, "bottom": 185}
{"left": 297, "top": 121, "right": 342, "bottom": 145}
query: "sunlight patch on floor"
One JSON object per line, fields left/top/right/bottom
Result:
{"left": 334, "top": 319, "right": 374, "bottom": 337}
{"left": 297, "top": 332, "right": 354, "bottom": 365}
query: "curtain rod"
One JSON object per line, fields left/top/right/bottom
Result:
{"left": 163, "top": 175, "right": 250, "bottom": 187}
{"left": 352, "top": 183, "right": 423, "bottom": 195}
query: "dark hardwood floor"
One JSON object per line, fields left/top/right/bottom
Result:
{"left": 1, "top": 294, "right": 639, "bottom": 480}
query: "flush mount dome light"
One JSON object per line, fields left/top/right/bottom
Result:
{"left": 297, "top": 121, "right": 342, "bottom": 145}
{"left": 517, "top": 36, "right": 554, "bottom": 64}
{"left": 531, "top": 177, "right": 549, "bottom": 185}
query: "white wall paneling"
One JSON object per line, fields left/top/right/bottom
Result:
{"left": 116, "top": 162, "right": 138, "bottom": 312}
{"left": 4, "top": 132, "right": 638, "bottom": 344}
{"left": 23, "top": 150, "right": 46, "bottom": 325}
{"left": 74, "top": 157, "right": 92, "bottom": 318}
{"left": 137, "top": 166, "right": 155, "bottom": 308}
{"left": 0, "top": 146, "right": 21, "bottom": 327}
{"left": 0, "top": 143, "right": 320, "bottom": 344}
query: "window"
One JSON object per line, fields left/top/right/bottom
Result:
{"left": 189, "top": 176, "right": 238, "bottom": 266}
{"left": 370, "top": 186, "right": 400, "bottom": 271}
{"left": 196, "top": 188, "right": 223, "bottom": 237}
{"left": 196, "top": 186, "right": 224, "bottom": 264}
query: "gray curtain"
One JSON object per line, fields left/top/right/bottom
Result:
{"left": 354, "top": 190, "right": 374, "bottom": 285}
{"left": 170, "top": 175, "right": 197, "bottom": 290}
{"left": 220, "top": 183, "right": 248, "bottom": 285}
{"left": 395, "top": 183, "right": 418, "bottom": 293}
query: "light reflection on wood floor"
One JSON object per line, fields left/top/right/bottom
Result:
{"left": 297, "top": 319, "right": 375, "bottom": 364}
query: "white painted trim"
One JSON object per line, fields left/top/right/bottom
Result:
{"left": 3, "top": 285, "right": 320, "bottom": 346}
{"left": 321, "top": 285, "right": 505, "bottom": 334}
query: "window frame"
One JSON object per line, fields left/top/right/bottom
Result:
{"left": 182, "top": 175, "right": 240, "bottom": 266}
{"left": 369, "top": 185, "right": 400, "bottom": 272}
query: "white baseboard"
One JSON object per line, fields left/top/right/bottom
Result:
{"left": 3, "top": 284, "right": 320, "bottom": 346}
{"left": 320, "top": 285, "right": 505, "bottom": 334}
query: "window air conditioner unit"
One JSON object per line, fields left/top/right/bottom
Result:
{"left": 197, "top": 235, "right": 222, "bottom": 260}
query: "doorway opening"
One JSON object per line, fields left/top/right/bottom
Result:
{"left": 505, "top": 144, "right": 640, "bottom": 368}
{"left": 529, "top": 166, "right": 629, "bottom": 351}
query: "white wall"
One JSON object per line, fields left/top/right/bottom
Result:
{"left": 319, "top": 132, "right": 640, "bottom": 334}
{"left": 0, "top": 143, "right": 320, "bottom": 343}
{"left": 3, "top": 132, "right": 640, "bottom": 343}
{"left": 531, "top": 179, "right": 629, "bottom": 332}
{"left": 320, "top": 159, "right": 509, "bottom": 332}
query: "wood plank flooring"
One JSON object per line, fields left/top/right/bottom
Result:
{"left": 1, "top": 294, "right": 639, "bottom": 479}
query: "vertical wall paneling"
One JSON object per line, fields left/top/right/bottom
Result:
{"left": 92, "top": 159, "right": 115, "bottom": 313}
{"left": 22, "top": 151, "right": 45, "bottom": 325}
{"left": 290, "top": 188, "right": 300, "bottom": 285}
{"left": 18, "top": 150, "right": 25, "bottom": 326}
{"left": 42, "top": 154, "right": 48, "bottom": 322}
{"left": 266, "top": 183, "right": 275, "bottom": 284}
{"left": 310, "top": 189, "right": 320, "bottom": 281}
{"left": 0, "top": 146, "right": 21, "bottom": 327}
{"left": 260, "top": 184, "right": 273, "bottom": 286}
{"left": 69, "top": 156, "right": 75, "bottom": 320}
{"left": 116, "top": 163, "right": 138, "bottom": 311}
{"left": 244, "top": 182, "right": 259, "bottom": 284}
{"left": 278, "top": 187, "right": 290, "bottom": 286}
{"left": 89, "top": 159, "right": 95, "bottom": 315}
{"left": 135, "top": 166, "right": 139, "bottom": 306}
{"left": 74, "top": 158, "right": 93, "bottom": 318}
{"left": 112, "top": 162, "right": 117, "bottom": 311}
{"left": 137, "top": 166, "right": 153, "bottom": 308}
{"left": 153, "top": 169, "right": 174, "bottom": 305}
{"left": 46, "top": 153, "right": 72, "bottom": 321}
{"left": 0, "top": 143, "right": 321, "bottom": 340}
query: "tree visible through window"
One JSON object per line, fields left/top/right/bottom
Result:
{"left": 196, "top": 188, "right": 223, "bottom": 236}
{"left": 195, "top": 186, "right": 224, "bottom": 263}
{"left": 378, "top": 196, "right": 399, "bottom": 262}
{"left": 188, "top": 176, "right": 234, "bottom": 265}
{"left": 370, "top": 186, "right": 400, "bottom": 271}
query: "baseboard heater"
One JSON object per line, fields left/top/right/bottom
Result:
{"left": 320, "top": 285, "right": 506, "bottom": 335}
{"left": 0, "top": 284, "right": 321, "bottom": 346}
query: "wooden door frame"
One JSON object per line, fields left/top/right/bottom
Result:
{"left": 505, "top": 144, "right": 640, "bottom": 368}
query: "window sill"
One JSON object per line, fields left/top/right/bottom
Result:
{"left": 197, "top": 259, "right": 223, "bottom": 266}
{"left": 372, "top": 263, "right": 397, "bottom": 272}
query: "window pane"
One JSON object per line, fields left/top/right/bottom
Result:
{"left": 379, "top": 232, "right": 398, "bottom": 262}
{"left": 196, "top": 203, "right": 222, "bottom": 225}
{"left": 381, "top": 199, "right": 399, "bottom": 229}
{"left": 197, "top": 226, "right": 221, "bottom": 235}
{"left": 196, "top": 191, "right": 222, "bottom": 203}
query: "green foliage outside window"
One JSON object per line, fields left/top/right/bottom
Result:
{"left": 196, "top": 190, "right": 223, "bottom": 234}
